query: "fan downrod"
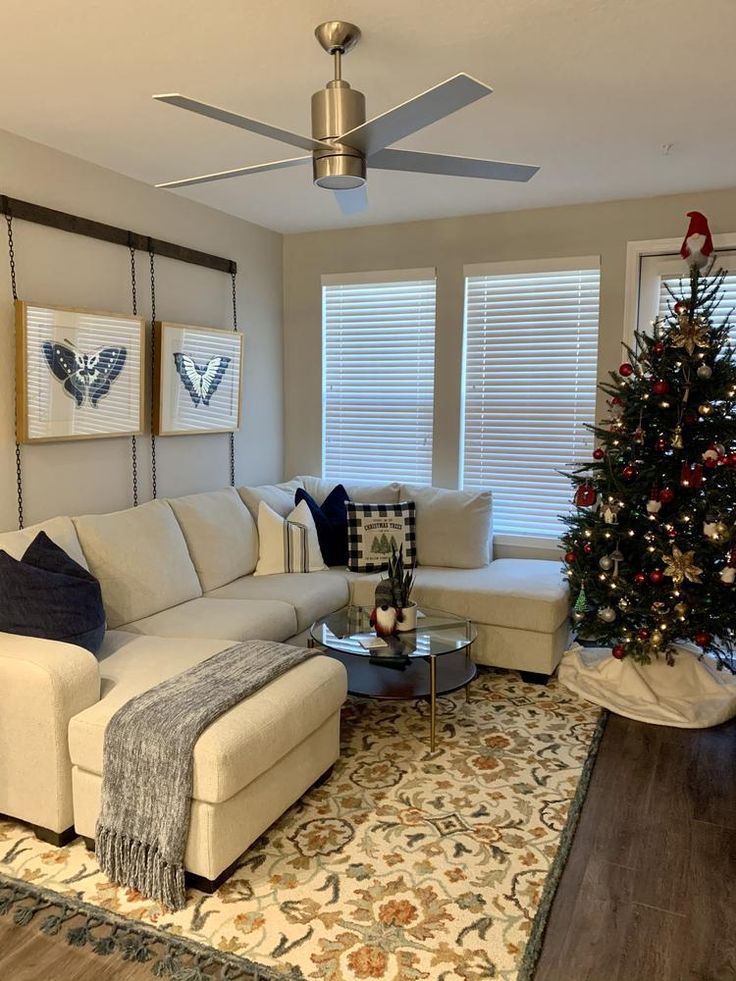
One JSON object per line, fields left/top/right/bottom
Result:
{"left": 314, "top": 21, "right": 361, "bottom": 56}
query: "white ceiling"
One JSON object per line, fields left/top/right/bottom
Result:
{"left": 2, "top": 0, "right": 735, "bottom": 234}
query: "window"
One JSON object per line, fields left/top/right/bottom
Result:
{"left": 462, "top": 257, "right": 601, "bottom": 544}
{"left": 637, "top": 250, "right": 736, "bottom": 345}
{"left": 322, "top": 269, "right": 437, "bottom": 484}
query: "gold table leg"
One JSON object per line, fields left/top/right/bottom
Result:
{"left": 430, "top": 655, "right": 437, "bottom": 752}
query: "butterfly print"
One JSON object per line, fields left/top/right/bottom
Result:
{"left": 173, "top": 353, "right": 231, "bottom": 407}
{"left": 42, "top": 340, "right": 127, "bottom": 408}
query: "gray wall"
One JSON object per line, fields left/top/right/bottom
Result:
{"left": 283, "top": 186, "right": 736, "bottom": 489}
{"left": 0, "top": 129, "right": 283, "bottom": 531}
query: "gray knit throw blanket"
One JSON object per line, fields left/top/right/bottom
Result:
{"left": 96, "top": 640, "right": 316, "bottom": 910}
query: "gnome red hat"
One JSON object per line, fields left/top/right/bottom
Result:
{"left": 680, "top": 211, "right": 714, "bottom": 270}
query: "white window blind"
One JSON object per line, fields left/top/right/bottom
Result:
{"left": 322, "top": 269, "right": 437, "bottom": 484}
{"left": 462, "top": 258, "right": 601, "bottom": 542}
{"left": 638, "top": 250, "right": 736, "bottom": 346}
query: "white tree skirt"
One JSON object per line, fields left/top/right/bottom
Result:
{"left": 559, "top": 643, "right": 736, "bottom": 728}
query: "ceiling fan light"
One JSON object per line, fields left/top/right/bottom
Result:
{"left": 315, "top": 173, "right": 366, "bottom": 190}
{"left": 312, "top": 150, "right": 366, "bottom": 190}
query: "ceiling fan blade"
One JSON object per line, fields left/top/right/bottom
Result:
{"left": 340, "top": 74, "right": 492, "bottom": 156}
{"left": 370, "top": 147, "right": 539, "bottom": 182}
{"left": 153, "top": 93, "right": 328, "bottom": 153}
{"left": 156, "top": 156, "right": 311, "bottom": 189}
{"left": 334, "top": 186, "right": 368, "bottom": 215}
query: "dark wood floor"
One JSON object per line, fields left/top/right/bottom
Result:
{"left": 1, "top": 712, "right": 735, "bottom": 980}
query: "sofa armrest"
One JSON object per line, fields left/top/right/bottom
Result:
{"left": 0, "top": 632, "right": 100, "bottom": 834}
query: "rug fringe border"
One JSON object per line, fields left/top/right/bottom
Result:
{"left": 0, "top": 869, "right": 303, "bottom": 981}
{"left": 517, "top": 708, "right": 609, "bottom": 981}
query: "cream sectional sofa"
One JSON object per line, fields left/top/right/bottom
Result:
{"left": 0, "top": 476, "right": 568, "bottom": 885}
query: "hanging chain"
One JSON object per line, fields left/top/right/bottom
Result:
{"left": 129, "top": 243, "right": 139, "bottom": 506}
{"left": 149, "top": 246, "right": 158, "bottom": 499}
{"left": 229, "top": 266, "right": 238, "bottom": 487}
{"left": 5, "top": 211, "right": 23, "bottom": 529}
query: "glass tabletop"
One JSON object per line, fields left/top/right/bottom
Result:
{"left": 310, "top": 605, "right": 476, "bottom": 659}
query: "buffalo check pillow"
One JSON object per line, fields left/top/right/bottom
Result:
{"left": 346, "top": 501, "right": 416, "bottom": 573}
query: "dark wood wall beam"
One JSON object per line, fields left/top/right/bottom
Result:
{"left": 0, "top": 195, "right": 236, "bottom": 275}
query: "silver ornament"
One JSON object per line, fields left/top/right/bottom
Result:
{"left": 697, "top": 364, "right": 713, "bottom": 380}
{"left": 597, "top": 606, "right": 617, "bottom": 623}
{"left": 599, "top": 555, "right": 614, "bottom": 571}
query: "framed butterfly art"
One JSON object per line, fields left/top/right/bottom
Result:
{"left": 15, "top": 301, "right": 145, "bottom": 443}
{"left": 153, "top": 322, "right": 244, "bottom": 436}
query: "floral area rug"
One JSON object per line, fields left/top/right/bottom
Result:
{"left": 0, "top": 668, "right": 603, "bottom": 981}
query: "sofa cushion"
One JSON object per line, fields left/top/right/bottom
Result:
{"left": 0, "top": 515, "right": 88, "bottom": 569}
{"left": 168, "top": 488, "right": 258, "bottom": 591}
{"left": 207, "top": 570, "right": 350, "bottom": 632}
{"left": 300, "top": 476, "right": 400, "bottom": 505}
{"left": 119, "top": 596, "right": 298, "bottom": 642}
{"left": 349, "top": 559, "right": 568, "bottom": 634}
{"left": 73, "top": 501, "right": 202, "bottom": 628}
{"left": 0, "top": 533, "right": 105, "bottom": 654}
{"left": 238, "top": 479, "right": 304, "bottom": 520}
{"left": 68, "top": 630, "right": 346, "bottom": 803}
{"left": 401, "top": 484, "right": 492, "bottom": 568}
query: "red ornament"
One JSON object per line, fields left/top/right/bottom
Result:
{"left": 659, "top": 487, "right": 675, "bottom": 504}
{"left": 649, "top": 569, "right": 664, "bottom": 584}
{"left": 694, "top": 631, "right": 711, "bottom": 648}
{"left": 674, "top": 300, "right": 688, "bottom": 315}
{"left": 638, "top": 627, "right": 650, "bottom": 640}
{"left": 593, "top": 448, "right": 605, "bottom": 460}
{"left": 667, "top": 525, "right": 678, "bottom": 538}
{"left": 655, "top": 436, "right": 670, "bottom": 451}
{"left": 611, "top": 396, "right": 623, "bottom": 406}
{"left": 583, "top": 542, "right": 593, "bottom": 554}
{"left": 652, "top": 341, "right": 665, "bottom": 355}
{"left": 652, "top": 379, "right": 670, "bottom": 396}
{"left": 619, "top": 362, "right": 634, "bottom": 377}
{"left": 612, "top": 645, "right": 626, "bottom": 660}
{"left": 564, "top": 551, "right": 577, "bottom": 563}
{"left": 680, "top": 462, "right": 704, "bottom": 488}
{"left": 634, "top": 572, "right": 647, "bottom": 585}
{"left": 575, "top": 482, "right": 597, "bottom": 507}
{"left": 622, "top": 464, "right": 638, "bottom": 480}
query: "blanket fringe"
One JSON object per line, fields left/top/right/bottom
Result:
{"left": 96, "top": 825, "right": 186, "bottom": 911}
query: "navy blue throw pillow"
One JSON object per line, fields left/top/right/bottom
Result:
{"left": 295, "top": 484, "right": 350, "bottom": 567}
{"left": 0, "top": 532, "right": 105, "bottom": 654}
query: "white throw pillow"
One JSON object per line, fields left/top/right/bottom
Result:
{"left": 400, "top": 485, "right": 493, "bottom": 568}
{"left": 254, "top": 500, "right": 327, "bottom": 576}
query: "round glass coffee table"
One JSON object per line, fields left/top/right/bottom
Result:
{"left": 309, "top": 605, "right": 477, "bottom": 751}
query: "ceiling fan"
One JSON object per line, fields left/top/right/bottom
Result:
{"left": 153, "top": 21, "right": 539, "bottom": 214}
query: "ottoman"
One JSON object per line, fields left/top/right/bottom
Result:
{"left": 68, "top": 632, "right": 347, "bottom": 891}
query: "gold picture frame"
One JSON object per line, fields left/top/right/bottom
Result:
{"left": 153, "top": 321, "right": 244, "bottom": 436}
{"left": 15, "top": 300, "right": 145, "bottom": 444}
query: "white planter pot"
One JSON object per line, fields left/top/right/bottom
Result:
{"left": 396, "top": 602, "right": 418, "bottom": 632}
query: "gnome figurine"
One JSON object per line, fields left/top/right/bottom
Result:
{"left": 370, "top": 604, "right": 404, "bottom": 637}
{"left": 680, "top": 211, "right": 714, "bottom": 270}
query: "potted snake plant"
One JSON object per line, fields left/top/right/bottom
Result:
{"left": 374, "top": 543, "right": 417, "bottom": 632}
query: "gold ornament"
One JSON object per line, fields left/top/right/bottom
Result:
{"left": 698, "top": 402, "right": 714, "bottom": 416}
{"left": 663, "top": 547, "right": 704, "bottom": 585}
{"left": 671, "top": 313, "right": 710, "bottom": 356}
{"left": 674, "top": 601, "right": 689, "bottom": 618}
{"left": 650, "top": 629, "right": 664, "bottom": 647}
{"left": 671, "top": 425, "right": 684, "bottom": 450}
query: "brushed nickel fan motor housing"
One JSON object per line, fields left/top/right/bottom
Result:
{"left": 311, "top": 81, "right": 366, "bottom": 189}
{"left": 311, "top": 22, "right": 366, "bottom": 190}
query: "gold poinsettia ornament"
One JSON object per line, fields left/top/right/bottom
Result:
{"left": 671, "top": 312, "right": 710, "bottom": 356}
{"left": 663, "top": 546, "right": 704, "bottom": 585}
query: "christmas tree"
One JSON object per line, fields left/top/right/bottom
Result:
{"left": 562, "top": 212, "right": 736, "bottom": 670}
